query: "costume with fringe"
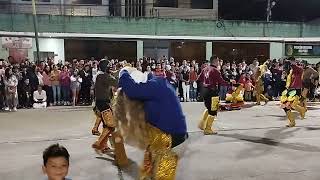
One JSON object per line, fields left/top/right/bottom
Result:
{"left": 116, "top": 68, "right": 188, "bottom": 180}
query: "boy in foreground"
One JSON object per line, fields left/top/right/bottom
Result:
{"left": 42, "top": 143, "right": 71, "bottom": 180}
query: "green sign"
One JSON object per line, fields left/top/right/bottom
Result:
{"left": 285, "top": 44, "right": 320, "bottom": 57}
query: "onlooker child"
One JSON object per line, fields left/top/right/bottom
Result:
{"left": 42, "top": 143, "right": 71, "bottom": 180}
{"left": 244, "top": 77, "right": 254, "bottom": 101}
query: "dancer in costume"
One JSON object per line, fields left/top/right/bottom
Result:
{"left": 113, "top": 67, "right": 188, "bottom": 180}
{"left": 223, "top": 81, "right": 244, "bottom": 110}
{"left": 197, "top": 56, "right": 228, "bottom": 135}
{"left": 254, "top": 62, "right": 269, "bottom": 105}
{"left": 91, "top": 59, "right": 118, "bottom": 153}
{"left": 280, "top": 57, "right": 307, "bottom": 127}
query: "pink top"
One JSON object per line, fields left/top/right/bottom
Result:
{"left": 60, "top": 71, "right": 71, "bottom": 86}
{"left": 42, "top": 72, "right": 51, "bottom": 86}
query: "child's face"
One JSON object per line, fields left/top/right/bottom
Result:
{"left": 42, "top": 157, "right": 69, "bottom": 180}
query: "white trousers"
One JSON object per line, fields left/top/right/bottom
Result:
{"left": 182, "top": 82, "right": 190, "bottom": 101}
{"left": 33, "top": 102, "right": 47, "bottom": 109}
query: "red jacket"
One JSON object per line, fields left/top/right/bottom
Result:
{"left": 290, "top": 64, "right": 303, "bottom": 89}
{"left": 198, "top": 65, "right": 227, "bottom": 89}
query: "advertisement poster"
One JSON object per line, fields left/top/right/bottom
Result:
{"left": 1, "top": 37, "right": 32, "bottom": 49}
{"left": 1, "top": 37, "right": 32, "bottom": 64}
{"left": 285, "top": 44, "right": 320, "bottom": 57}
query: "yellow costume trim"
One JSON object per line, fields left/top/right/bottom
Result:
{"left": 140, "top": 124, "right": 178, "bottom": 180}
{"left": 204, "top": 115, "right": 217, "bottom": 135}
{"left": 198, "top": 109, "right": 208, "bottom": 130}
{"left": 226, "top": 84, "right": 244, "bottom": 103}
{"left": 286, "top": 69, "right": 293, "bottom": 89}
{"left": 211, "top": 97, "right": 220, "bottom": 111}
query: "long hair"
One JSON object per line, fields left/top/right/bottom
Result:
{"left": 113, "top": 89, "right": 149, "bottom": 150}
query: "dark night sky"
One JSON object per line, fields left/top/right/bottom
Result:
{"left": 219, "top": 0, "right": 320, "bottom": 22}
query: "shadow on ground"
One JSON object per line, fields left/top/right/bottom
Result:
{"left": 218, "top": 127, "right": 320, "bottom": 159}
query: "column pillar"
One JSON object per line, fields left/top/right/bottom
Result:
{"left": 269, "top": 42, "right": 284, "bottom": 60}
{"left": 137, "top": 40, "right": 144, "bottom": 60}
{"left": 206, "top": 42, "right": 212, "bottom": 60}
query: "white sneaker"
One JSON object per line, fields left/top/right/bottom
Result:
{"left": 4, "top": 107, "right": 9, "bottom": 111}
{"left": 13, "top": 107, "right": 17, "bottom": 112}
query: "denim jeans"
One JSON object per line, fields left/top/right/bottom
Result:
{"left": 189, "top": 84, "right": 197, "bottom": 100}
{"left": 219, "top": 86, "right": 228, "bottom": 100}
{"left": 52, "top": 85, "right": 61, "bottom": 103}
{"left": 61, "top": 85, "right": 70, "bottom": 102}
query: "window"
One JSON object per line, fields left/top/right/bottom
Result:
{"left": 155, "top": 0, "right": 177, "bottom": 8}
{"left": 71, "top": 0, "right": 102, "bottom": 5}
{"left": 191, "top": 0, "right": 213, "bottom": 9}
{"left": 21, "top": 0, "right": 51, "bottom": 2}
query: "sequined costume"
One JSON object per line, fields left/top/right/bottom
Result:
{"left": 225, "top": 82, "right": 244, "bottom": 104}
{"left": 254, "top": 63, "right": 269, "bottom": 105}
{"left": 280, "top": 61, "right": 307, "bottom": 127}
{"left": 114, "top": 67, "right": 188, "bottom": 180}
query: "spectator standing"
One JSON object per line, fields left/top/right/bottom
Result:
{"left": 189, "top": 66, "right": 198, "bottom": 102}
{"left": 70, "top": 69, "right": 82, "bottom": 106}
{"left": 42, "top": 66, "right": 53, "bottom": 106}
{"left": 244, "top": 77, "right": 254, "bottom": 101}
{"left": 4, "top": 68, "right": 18, "bottom": 111}
{"left": 50, "top": 65, "right": 61, "bottom": 105}
{"left": 271, "top": 62, "right": 283, "bottom": 100}
{"left": 180, "top": 64, "right": 190, "bottom": 102}
{"left": 60, "top": 66, "right": 71, "bottom": 105}
{"left": 154, "top": 63, "right": 166, "bottom": 78}
{"left": 165, "top": 65, "right": 177, "bottom": 91}
{"left": 79, "top": 65, "right": 93, "bottom": 105}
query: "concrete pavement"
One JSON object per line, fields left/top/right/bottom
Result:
{"left": 0, "top": 102, "right": 320, "bottom": 180}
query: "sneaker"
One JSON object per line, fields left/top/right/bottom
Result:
{"left": 13, "top": 107, "right": 17, "bottom": 112}
{"left": 4, "top": 107, "right": 9, "bottom": 111}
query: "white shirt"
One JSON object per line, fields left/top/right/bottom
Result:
{"left": 33, "top": 90, "right": 47, "bottom": 102}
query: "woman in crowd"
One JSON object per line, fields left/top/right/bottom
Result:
{"left": 4, "top": 68, "right": 18, "bottom": 111}
{"left": 70, "top": 69, "right": 82, "bottom": 106}
{"left": 50, "top": 65, "right": 61, "bottom": 105}
{"left": 60, "top": 66, "right": 71, "bottom": 105}
{"left": 42, "top": 65, "right": 53, "bottom": 106}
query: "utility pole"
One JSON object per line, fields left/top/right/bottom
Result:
{"left": 32, "top": 0, "right": 41, "bottom": 64}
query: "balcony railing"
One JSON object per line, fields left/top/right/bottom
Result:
{"left": 0, "top": 2, "right": 218, "bottom": 20}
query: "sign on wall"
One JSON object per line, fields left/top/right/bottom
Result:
{"left": 285, "top": 44, "right": 320, "bottom": 57}
{"left": 1, "top": 37, "right": 32, "bottom": 49}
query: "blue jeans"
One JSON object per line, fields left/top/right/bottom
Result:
{"left": 61, "top": 85, "right": 70, "bottom": 102}
{"left": 189, "top": 85, "right": 197, "bottom": 100}
{"left": 52, "top": 85, "right": 61, "bottom": 103}
{"left": 219, "top": 86, "right": 228, "bottom": 100}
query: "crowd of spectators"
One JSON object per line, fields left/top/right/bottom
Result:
{"left": 0, "top": 55, "right": 320, "bottom": 112}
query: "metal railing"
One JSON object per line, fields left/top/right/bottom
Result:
{"left": 0, "top": 2, "right": 218, "bottom": 20}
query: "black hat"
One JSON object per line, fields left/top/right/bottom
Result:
{"left": 98, "top": 59, "right": 111, "bottom": 72}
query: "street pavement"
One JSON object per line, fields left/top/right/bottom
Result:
{"left": 0, "top": 101, "right": 320, "bottom": 180}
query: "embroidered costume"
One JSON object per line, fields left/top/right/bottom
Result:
{"left": 114, "top": 67, "right": 188, "bottom": 180}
